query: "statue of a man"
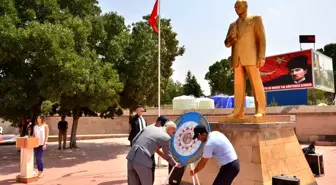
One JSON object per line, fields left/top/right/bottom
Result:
{"left": 224, "top": 0, "right": 266, "bottom": 118}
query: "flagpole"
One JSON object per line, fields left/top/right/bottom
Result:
{"left": 157, "top": 0, "right": 162, "bottom": 168}
{"left": 158, "top": 0, "right": 161, "bottom": 116}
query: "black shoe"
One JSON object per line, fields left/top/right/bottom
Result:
{"left": 58, "top": 147, "right": 61, "bottom": 150}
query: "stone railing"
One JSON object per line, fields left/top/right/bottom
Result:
{"left": 1, "top": 106, "right": 335, "bottom": 143}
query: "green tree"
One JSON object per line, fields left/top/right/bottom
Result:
{"left": 205, "top": 57, "right": 234, "bottom": 95}
{"left": 117, "top": 16, "right": 185, "bottom": 113}
{"left": 0, "top": 18, "right": 79, "bottom": 125}
{"left": 183, "top": 71, "right": 203, "bottom": 97}
{"left": 48, "top": 13, "right": 126, "bottom": 148}
{"left": 0, "top": 1, "right": 124, "bottom": 148}
{"left": 58, "top": 0, "right": 101, "bottom": 18}
{"left": 51, "top": 58, "right": 123, "bottom": 148}
{"left": 205, "top": 57, "right": 252, "bottom": 96}
{"left": 99, "top": 12, "right": 131, "bottom": 72}
{"left": 161, "top": 78, "right": 184, "bottom": 105}
{"left": 308, "top": 89, "right": 329, "bottom": 105}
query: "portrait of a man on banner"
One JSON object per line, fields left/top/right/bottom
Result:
{"left": 260, "top": 50, "right": 313, "bottom": 91}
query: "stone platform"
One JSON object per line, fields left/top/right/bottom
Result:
{"left": 181, "top": 122, "right": 317, "bottom": 185}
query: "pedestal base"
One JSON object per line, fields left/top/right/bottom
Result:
{"left": 16, "top": 175, "right": 38, "bottom": 183}
{"left": 16, "top": 137, "right": 39, "bottom": 184}
{"left": 181, "top": 122, "right": 317, "bottom": 185}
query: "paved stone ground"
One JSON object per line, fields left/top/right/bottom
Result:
{"left": 0, "top": 138, "right": 334, "bottom": 185}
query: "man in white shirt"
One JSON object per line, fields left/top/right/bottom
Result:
{"left": 190, "top": 125, "right": 240, "bottom": 185}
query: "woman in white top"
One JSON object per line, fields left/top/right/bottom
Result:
{"left": 33, "top": 115, "right": 49, "bottom": 178}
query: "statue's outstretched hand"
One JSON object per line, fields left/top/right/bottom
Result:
{"left": 257, "top": 58, "right": 265, "bottom": 68}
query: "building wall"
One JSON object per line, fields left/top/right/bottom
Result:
{"left": 1, "top": 106, "right": 336, "bottom": 143}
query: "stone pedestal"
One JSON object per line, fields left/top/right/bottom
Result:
{"left": 181, "top": 122, "right": 317, "bottom": 185}
{"left": 16, "top": 137, "right": 39, "bottom": 183}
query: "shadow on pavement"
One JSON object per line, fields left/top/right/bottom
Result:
{"left": 0, "top": 178, "right": 16, "bottom": 185}
{"left": 97, "top": 180, "right": 127, "bottom": 185}
{"left": 0, "top": 140, "right": 129, "bottom": 176}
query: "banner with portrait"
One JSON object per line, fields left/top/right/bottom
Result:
{"left": 260, "top": 49, "right": 314, "bottom": 92}
{"left": 312, "top": 50, "right": 335, "bottom": 93}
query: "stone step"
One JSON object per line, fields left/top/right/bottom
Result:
{"left": 207, "top": 114, "right": 296, "bottom": 123}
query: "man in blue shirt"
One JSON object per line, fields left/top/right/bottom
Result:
{"left": 190, "top": 125, "right": 240, "bottom": 185}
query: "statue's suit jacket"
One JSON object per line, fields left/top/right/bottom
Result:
{"left": 226, "top": 14, "right": 266, "bottom": 67}
{"left": 126, "top": 125, "right": 176, "bottom": 168}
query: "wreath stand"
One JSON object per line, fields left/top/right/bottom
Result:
{"left": 166, "top": 112, "right": 211, "bottom": 185}
{"left": 164, "top": 163, "right": 200, "bottom": 185}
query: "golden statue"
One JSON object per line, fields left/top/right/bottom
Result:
{"left": 224, "top": 0, "right": 266, "bottom": 119}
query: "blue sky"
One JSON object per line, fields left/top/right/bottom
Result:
{"left": 98, "top": 0, "right": 336, "bottom": 95}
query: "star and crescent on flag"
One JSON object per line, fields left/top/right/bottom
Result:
{"left": 260, "top": 56, "right": 291, "bottom": 82}
{"left": 260, "top": 57, "right": 286, "bottom": 76}
{"left": 276, "top": 57, "right": 286, "bottom": 64}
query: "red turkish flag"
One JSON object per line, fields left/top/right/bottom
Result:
{"left": 149, "top": 0, "right": 159, "bottom": 33}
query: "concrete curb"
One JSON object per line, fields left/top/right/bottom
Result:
{"left": 0, "top": 134, "right": 129, "bottom": 145}
{"left": 48, "top": 134, "right": 129, "bottom": 142}
{"left": 315, "top": 140, "right": 336, "bottom": 146}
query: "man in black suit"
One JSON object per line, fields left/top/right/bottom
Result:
{"left": 128, "top": 104, "right": 147, "bottom": 146}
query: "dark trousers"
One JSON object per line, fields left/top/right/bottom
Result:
{"left": 34, "top": 145, "right": 45, "bottom": 172}
{"left": 151, "top": 155, "right": 155, "bottom": 184}
{"left": 168, "top": 164, "right": 186, "bottom": 185}
{"left": 213, "top": 159, "right": 240, "bottom": 185}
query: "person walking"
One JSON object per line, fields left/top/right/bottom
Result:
{"left": 190, "top": 125, "right": 240, "bottom": 185}
{"left": 33, "top": 115, "right": 49, "bottom": 178}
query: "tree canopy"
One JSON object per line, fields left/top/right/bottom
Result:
{"left": 205, "top": 57, "right": 252, "bottom": 96}
{"left": 118, "top": 16, "right": 185, "bottom": 112}
{"left": 0, "top": 0, "right": 124, "bottom": 148}
{"left": 205, "top": 57, "right": 234, "bottom": 95}
{"left": 0, "top": 1, "right": 185, "bottom": 147}
{"left": 161, "top": 78, "right": 184, "bottom": 105}
{"left": 183, "top": 71, "right": 203, "bottom": 97}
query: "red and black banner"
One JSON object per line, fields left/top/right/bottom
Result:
{"left": 260, "top": 49, "right": 313, "bottom": 92}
